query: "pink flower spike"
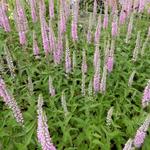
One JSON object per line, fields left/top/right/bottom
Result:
{"left": 0, "top": 78, "right": 24, "bottom": 125}
{"left": 142, "top": 80, "right": 150, "bottom": 108}
{"left": 49, "top": 0, "right": 54, "bottom": 18}
{"left": 37, "top": 94, "right": 56, "bottom": 150}
{"left": 106, "top": 56, "right": 113, "bottom": 73}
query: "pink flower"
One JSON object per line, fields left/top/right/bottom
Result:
{"left": 33, "top": 31, "right": 40, "bottom": 58}
{"left": 94, "top": 15, "right": 101, "bottom": 44}
{"left": 0, "top": 78, "right": 24, "bottom": 124}
{"left": 48, "top": 76, "right": 55, "bottom": 96}
{"left": 19, "top": 31, "right": 26, "bottom": 45}
{"left": 0, "top": 2, "right": 11, "bottom": 32}
{"left": 49, "top": 0, "right": 54, "bottom": 18}
{"left": 106, "top": 56, "right": 113, "bottom": 73}
{"left": 103, "top": 14, "right": 108, "bottom": 29}
{"left": 71, "top": 1, "right": 79, "bottom": 41}
{"left": 81, "top": 49, "right": 87, "bottom": 74}
{"left": 103, "top": 3, "right": 108, "bottom": 29}
{"left": 37, "top": 94, "right": 56, "bottom": 150}
{"left": 93, "top": 45, "right": 100, "bottom": 93}
{"left": 29, "top": 0, "right": 37, "bottom": 22}
{"left": 134, "top": 129, "right": 146, "bottom": 148}
{"left": 93, "top": 70, "right": 100, "bottom": 93}
{"left": 133, "top": 115, "right": 150, "bottom": 148}
{"left": 53, "top": 31, "right": 63, "bottom": 65}
{"left": 65, "top": 37, "right": 71, "bottom": 73}
{"left": 142, "top": 80, "right": 150, "bottom": 108}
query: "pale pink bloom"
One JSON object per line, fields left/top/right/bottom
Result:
{"left": 111, "top": 19, "right": 118, "bottom": 37}
{"left": 33, "top": 31, "right": 40, "bottom": 58}
{"left": 48, "top": 76, "right": 55, "bottom": 96}
{"left": 71, "top": 1, "right": 79, "bottom": 41}
{"left": 106, "top": 56, "right": 113, "bottom": 73}
{"left": 65, "top": 36, "right": 71, "bottom": 73}
{"left": 37, "top": 94, "right": 56, "bottom": 150}
{"left": 82, "top": 49, "right": 87, "bottom": 74}
{"left": 123, "top": 138, "right": 133, "bottom": 150}
{"left": 29, "top": 0, "right": 37, "bottom": 22}
{"left": 0, "top": 2, "right": 10, "bottom": 32}
{"left": 133, "top": 115, "right": 150, "bottom": 148}
{"left": 0, "top": 78, "right": 24, "bottom": 124}
{"left": 49, "top": 0, "right": 54, "bottom": 18}
{"left": 103, "top": 2, "right": 108, "bottom": 29}
{"left": 53, "top": 30, "right": 63, "bottom": 65}
{"left": 100, "top": 65, "right": 107, "bottom": 93}
{"left": 93, "top": 45, "right": 100, "bottom": 93}
{"left": 142, "top": 80, "right": 150, "bottom": 108}
{"left": 19, "top": 31, "right": 26, "bottom": 45}
{"left": 87, "top": 14, "right": 92, "bottom": 43}
{"left": 59, "top": 4, "right": 66, "bottom": 34}
{"left": 94, "top": 44, "right": 100, "bottom": 70}
{"left": 94, "top": 15, "right": 101, "bottom": 44}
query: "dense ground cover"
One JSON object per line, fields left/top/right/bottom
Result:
{"left": 0, "top": 0, "right": 150, "bottom": 150}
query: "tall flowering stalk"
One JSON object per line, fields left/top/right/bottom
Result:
{"left": 87, "top": 13, "right": 92, "bottom": 44}
{"left": 4, "top": 46, "right": 16, "bottom": 78}
{"left": 125, "top": 13, "right": 134, "bottom": 44}
{"left": 71, "top": 0, "right": 79, "bottom": 41}
{"left": 65, "top": 36, "right": 71, "bottom": 73}
{"left": 37, "top": 94, "right": 56, "bottom": 150}
{"left": 88, "top": 79, "right": 93, "bottom": 97}
{"left": 53, "top": 28, "right": 63, "bottom": 65}
{"left": 81, "top": 49, "right": 87, "bottom": 95}
{"left": 92, "top": 0, "right": 97, "bottom": 24}
{"left": 123, "top": 138, "right": 133, "bottom": 150}
{"left": 128, "top": 70, "right": 136, "bottom": 87}
{"left": 49, "top": 0, "right": 54, "bottom": 19}
{"left": 100, "top": 41, "right": 109, "bottom": 93}
{"left": 81, "top": 73, "right": 86, "bottom": 96}
{"left": 106, "top": 107, "right": 113, "bottom": 126}
{"left": 49, "top": 20, "right": 56, "bottom": 53}
{"left": 72, "top": 50, "right": 76, "bottom": 71}
{"left": 29, "top": 0, "right": 37, "bottom": 22}
{"left": 103, "top": 1, "right": 109, "bottom": 29}
{"left": 81, "top": 49, "right": 87, "bottom": 74}
{"left": 142, "top": 80, "right": 150, "bottom": 108}
{"left": 15, "top": 0, "right": 28, "bottom": 45}
{"left": 94, "top": 15, "right": 101, "bottom": 45}
{"left": 94, "top": 44, "right": 100, "bottom": 70}
{"left": 59, "top": 0, "right": 66, "bottom": 34}
{"left": 111, "top": 11, "right": 118, "bottom": 37}
{"left": 100, "top": 65, "right": 107, "bottom": 93}
{"left": 133, "top": 115, "right": 150, "bottom": 148}
{"left": 63, "top": 0, "right": 70, "bottom": 19}
{"left": 61, "top": 91, "right": 68, "bottom": 117}
{"left": 48, "top": 76, "right": 55, "bottom": 96}
{"left": 0, "top": 78, "right": 24, "bottom": 124}
{"left": 27, "top": 76, "right": 34, "bottom": 95}
{"left": 93, "top": 44, "right": 100, "bottom": 93}
{"left": 33, "top": 31, "right": 40, "bottom": 59}
{"left": 39, "top": 0, "right": 50, "bottom": 55}
{"left": 106, "top": 39, "right": 115, "bottom": 73}
{"left": 141, "top": 36, "right": 149, "bottom": 56}
{"left": 119, "top": 4, "right": 127, "bottom": 25}
{"left": 132, "top": 31, "right": 141, "bottom": 62}
{"left": 0, "top": 1, "right": 10, "bottom": 32}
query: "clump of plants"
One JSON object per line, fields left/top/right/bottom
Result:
{"left": 0, "top": 0, "right": 150, "bottom": 150}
